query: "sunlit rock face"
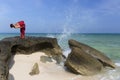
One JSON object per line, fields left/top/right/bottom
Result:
{"left": 65, "top": 39, "right": 115, "bottom": 75}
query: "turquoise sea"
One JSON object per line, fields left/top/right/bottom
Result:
{"left": 0, "top": 33, "right": 120, "bottom": 80}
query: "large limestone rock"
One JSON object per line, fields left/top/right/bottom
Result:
{"left": 65, "top": 39, "right": 115, "bottom": 75}
{"left": 65, "top": 47, "right": 103, "bottom": 75}
{"left": 68, "top": 39, "right": 115, "bottom": 68}
{"left": 0, "top": 36, "right": 63, "bottom": 80}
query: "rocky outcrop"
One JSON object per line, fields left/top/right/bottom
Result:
{"left": 65, "top": 47, "right": 103, "bottom": 75}
{"left": 40, "top": 56, "right": 53, "bottom": 63}
{"left": 65, "top": 39, "right": 115, "bottom": 75}
{"left": 29, "top": 63, "right": 39, "bottom": 76}
{"left": 0, "top": 36, "right": 116, "bottom": 79}
{"left": 0, "top": 36, "right": 63, "bottom": 80}
{"left": 68, "top": 39, "right": 115, "bottom": 68}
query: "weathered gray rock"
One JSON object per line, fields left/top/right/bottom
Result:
{"left": 0, "top": 42, "right": 10, "bottom": 80}
{"left": 65, "top": 47, "right": 103, "bottom": 75}
{"left": 40, "top": 56, "right": 53, "bottom": 63}
{"left": 0, "top": 36, "right": 63, "bottom": 80}
{"left": 29, "top": 63, "right": 39, "bottom": 76}
{"left": 68, "top": 39, "right": 115, "bottom": 68}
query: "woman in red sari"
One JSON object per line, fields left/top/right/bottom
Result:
{"left": 10, "top": 21, "right": 26, "bottom": 39}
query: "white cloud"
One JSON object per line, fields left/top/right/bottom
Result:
{"left": 76, "top": 0, "right": 120, "bottom": 24}
{"left": 79, "top": 0, "right": 120, "bottom": 32}
{"left": 95, "top": 0, "right": 120, "bottom": 15}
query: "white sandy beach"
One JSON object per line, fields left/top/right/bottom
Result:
{"left": 8, "top": 52, "right": 106, "bottom": 80}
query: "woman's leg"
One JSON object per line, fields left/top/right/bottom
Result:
{"left": 20, "top": 28, "right": 25, "bottom": 39}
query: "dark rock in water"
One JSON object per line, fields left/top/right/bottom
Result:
{"left": 29, "top": 63, "right": 39, "bottom": 76}
{"left": 0, "top": 36, "right": 63, "bottom": 80}
{"left": 65, "top": 47, "right": 103, "bottom": 75}
{"left": 68, "top": 39, "right": 115, "bottom": 68}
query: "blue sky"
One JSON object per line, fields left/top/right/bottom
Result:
{"left": 0, "top": 0, "right": 120, "bottom": 33}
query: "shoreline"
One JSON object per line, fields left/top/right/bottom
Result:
{"left": 8, "top": 52, "right": 120, "bottom": 80}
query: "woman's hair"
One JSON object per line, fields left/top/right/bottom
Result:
{"left": 10, "top": 24, "right": 15, "bottom": 28}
